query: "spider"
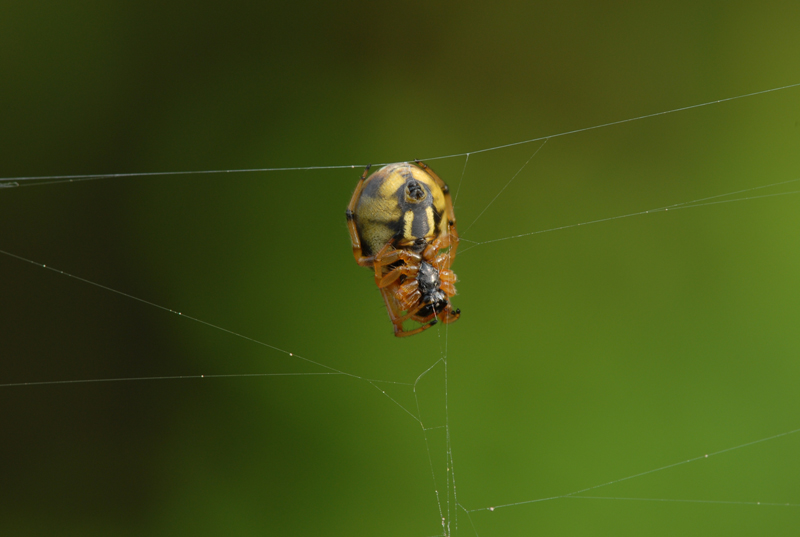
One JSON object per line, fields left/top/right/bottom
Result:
{"left": 346, "top": 161, "right": 461, "bottom": 337}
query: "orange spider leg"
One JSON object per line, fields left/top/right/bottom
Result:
{"left": 379, "top": 264, "right": 418, "bottom": 289}
{"left": 432, "top": 252, "right": 457, "bottom": 272}
{"left": 440, "top": 269, "right": 457, "bottom": 289}
{"left": 440, "top": 282, "right": 456, "bottom": 297}
{"left": 437, "top": 306, "right": 461, "bottom": 324}
{"left": 439, "top": 269, "right": 456, "bottom": 283}
{"left": 395, "top": 322, "right": 438, "bottom": 337}
{"left": 380, "top": 285, "right": 438, "bottom": 337}
{"left": 422, "top": 301, "right": 461, "bottom": 325}
{"left": 442, "top": 221, "right": 459, "bottom": 260}
{"left": 405, "top": 302, "right": 460, "bottom": 334}
{"left": 384, "top": 279, "right": 460, "bottom": 337}
{"left": 375, "top": 246, "right": 422, "bottom": 267}
{"left": 425, "top": 230, "right": 458, "bottom": 260}
{"left": 399, "top": 293, "right": 422, "bottom": 313}
{"left": 420, "top": 231, "right": 458, "bottom": 275}
{"left": 418, "top": 240, "right": 457, "bottom": 281}
{"left": 395, "top": 301, "right": 433, "bottom": 325}
{"left": 372, "top": 242, "right": 422, "bottom": 285}
{"left": 396, "top": 279, "right": 421, "bottom": 311}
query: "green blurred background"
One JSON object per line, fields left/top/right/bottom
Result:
{"left": 2, "top": 1, "right": 800, "bottom": 535}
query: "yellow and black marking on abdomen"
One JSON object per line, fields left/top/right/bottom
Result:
{"left": 353, "top": 162, "right": 446, "bottom": 256}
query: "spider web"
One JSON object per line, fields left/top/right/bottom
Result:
{"left": 3, "top": 78, "right": 800, "bottom": 537}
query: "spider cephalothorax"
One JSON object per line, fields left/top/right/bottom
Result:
{"left": 415, "top": 261, "right": 449, "bottom": 316}
{"left": 346, "top": 161, "right": 461, "bottom": 337}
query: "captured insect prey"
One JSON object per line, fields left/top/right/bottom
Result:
{"left": 346, "top": 161, "right": 461, "bottom": 337}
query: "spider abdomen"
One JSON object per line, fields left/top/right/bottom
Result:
{"left": 353, "top": 163, "right": 446, "bottom": 257}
